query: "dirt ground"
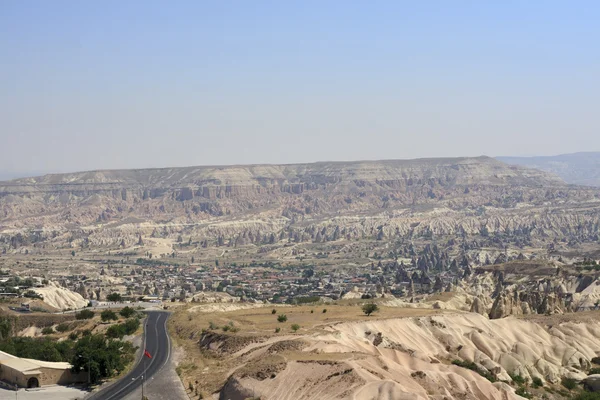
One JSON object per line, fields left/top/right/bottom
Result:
{"left": 168, "top": 303, "right": 445, "bottom": 397}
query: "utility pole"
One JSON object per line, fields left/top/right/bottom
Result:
{"left": 141, "top": 354, "right": 145, "bottom": 400}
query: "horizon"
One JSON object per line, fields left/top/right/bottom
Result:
{"left": 1, "top": 151, "right": 599, "bottom": 181}
{"left": 2, "top": 2, "right": 600, "bottom": 175}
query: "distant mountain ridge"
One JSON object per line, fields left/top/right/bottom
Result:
{"left": 1, "top": 156, "right": 562, "bottom": 188}
{"left": 1, "top": 155, "right": 599, "bottom": 252}
{"left": 497, "top": 152, "right": 600, "bottom": 187}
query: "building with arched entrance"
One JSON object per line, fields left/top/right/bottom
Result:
{"left": 0, "top": 350, "right": 86, "bottom": 388}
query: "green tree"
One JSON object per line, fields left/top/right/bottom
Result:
{"left": 0, "top": 316, "right": 13, "bottom": 340}
{"left": 119, "top": 306, "right": 136, "bottom": 318}
{"left": 291, "top": 324, "right": 300, "bottom": 332}
{"left": 362, "top": 303, "right": 379, "bottom": 316}
{"left": 106, "top": 293, "right": 123, "bottom": 302}
{"left": 71, "top": 334, "right": 135, "bottom": 384}
{"left": 101, "top": 310, "right": 118, "bottom": 322}
{"left": 76, "top": 309, "right": 95, "bottom": 320}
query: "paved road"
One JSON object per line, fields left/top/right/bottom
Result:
{"left": 87, "top": 311, "right": 171, "bottom": 400}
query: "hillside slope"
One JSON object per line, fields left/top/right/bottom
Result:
{"left": 498, "top": 152, "right": 600, "bottom": 187}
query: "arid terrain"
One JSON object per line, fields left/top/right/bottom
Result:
{"left": 1, "top": 156, "right": 600, "bottom": 399}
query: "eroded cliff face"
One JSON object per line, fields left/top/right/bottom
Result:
{"left": 445, "top": 267, "right": 600, "bottom": 319}
{"left": 214, "top": 313, "right": 600, "bottom": 400}
{"left": 1, "top": 157, "right": 599, "bottom": 250}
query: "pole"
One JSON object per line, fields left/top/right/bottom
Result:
{"left": 141, "top": 354, "right": 146, "bottom": 400}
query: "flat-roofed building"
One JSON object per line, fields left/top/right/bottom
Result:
{"left": 0, "top": 350, "right": 86, "bottom": 388}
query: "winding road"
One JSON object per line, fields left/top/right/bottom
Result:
{"left": 87, "top": 311, "right": 171, "bottom": 400}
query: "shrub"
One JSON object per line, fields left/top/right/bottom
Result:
{"left": 119, "top": 306, "right": 136, "bottom": 318}
{"left": 275, "top": 327, "right": 280, "bottom": 333}
{"left": 75, "top": 309, "right": 95, "bottom": 320}
{"left": 590, "top": 368, "right": 600, "bottom": 375}
{"left": 532, "top": 376, "right": 543, "bottom": 388}
{"left": 572, "top": 393, "right": 600, "bottom": 400}
{"left": 209, "top": 321, "right": 219, "bottom": 330}
{"left": 56, "top": 323, "right": 71, "bottom": 333}
{"left": 515, "top": 387, "right": 532, "bottom": 399}
{"left": 310, "top": 310, "right": 314, "bottom": 313}
{"left": 561, "top": 377, "right": 577, "bottom": 390}
{"left": 362, "top": 303, "right": 379, "bottom": 316}
{"left": 106, "top": 318, "right": 140, "bottom": 339}
{"left": 222, "top": 325, "right": 230, "bottom": 332}
{"left": 592, "top": 357, "right": 600, "bottom": 365}
{"left": 68, "top": 332, "right": 78, "bottom": 341}
{"left": 452, "top": 360, "right": 496, "bottom": 382}
{"left": 106, "top": 324, "right": 125, "bottom": 339}
{"left": 510, "top": 373, "right": 526, "bottom": 385}
{"left": 291, "top": 324, "right": 300, "bottom": 332}
{"left": 277, "top": 314, "right": 287, "bottom": 323}
{"left": 271, "top": 309, "right": 276, "bottom": 314}
{"left": 41, "top": 327, "right": 54, "bottom": 335}
{"left": 322, "top": 309, "right": 327, "bottom": 313}
{"left": 101, "top": 310, "right": 118, "bottom": 322}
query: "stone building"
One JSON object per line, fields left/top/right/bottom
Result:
{"left": 0, "top": 350, "right": 86, "bottom": 388}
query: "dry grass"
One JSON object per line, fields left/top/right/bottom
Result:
{"left": 171, "top": 303, "right": 440, "bottom": 337}
{"left": 517, "top": 309, "right": 600, "bottom": 325}
{"left": 168, "top": 302, "right": 443, "bottom": 397}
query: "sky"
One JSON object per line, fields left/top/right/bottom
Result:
{"left": 1, "top": 1, "right": 599, "bottom": 176}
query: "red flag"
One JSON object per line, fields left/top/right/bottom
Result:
{"left": 144, "top": 349, "right": 152, "bottom": 359}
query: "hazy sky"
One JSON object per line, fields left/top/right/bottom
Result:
{"left": 1, "top": 1, "right": 599, "bottom": 175}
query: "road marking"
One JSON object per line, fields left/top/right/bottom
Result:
{"left": 101, "top": 312, "right": 164, "bottom": 400}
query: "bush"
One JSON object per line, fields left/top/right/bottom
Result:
{"left": 209, "top": 321, "right": 218, "bottom": 330}
{"left": 510, "top": 373, "right": 526, "bottom": 385}
{"left": 106, "top": 293, "right": 123, "bottom": 302}
{"left": 41, "top": 327, "right": 54, "bottom": 335}
{"left": 69, "top": 332, "right": 79, "bottom": 341}
{"left": 531, "top": 376, "right": 543, "bottom": 388}
{"left": 591, "top": 357, "right": 600, "bottom": 365}
{"left": 515, "top": 387, "right": 532, "bottom": 399}
{"left": 589, "top": 368, "right": 600, "bottom": 375}
{"left": 106, "top": 324, "right": 125, "bottom": 339}
{"left": 310, "top": 310, "right": 314, "bottom": 313}
{"left": 572, "top": 393, "right": 600, "bottom": 400}
{"left": 76, "top": 309, "right": 95, "bottom": 320}
{"left": 119, "top": 306, "right": 136, "bottom": 318}
{"left": 275, "top": 327, "right": 280, "bottom": 333}
{"left": 101, "top": 310, "right": 118, "bottom": 322}
{"left": 452, "top": 360, "right": 496, "bottom": 383}
{"left": 322, "top": 309, "right": 327, "bottom": 313}
{"left": 291, "top": 324, "right": 300, "bottom": 332}
{"left": 56, "top": 323, "right": 71, "bottom": 333}
{"left": 271, "top": 309, "right": 276, "bottom": 314}
{"left": 105, "top": 318, "right": 140, "bottom": 339}
{"left": 562, "top": 377, "right": 577, "bottom": 390}
{"left": 277, "top": 314, "right": 287, "bottom": 323}
{"left": 362, "top": 303, "right": 379, "bottom": 316}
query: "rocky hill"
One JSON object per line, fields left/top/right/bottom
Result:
{"left": 1, "top": 156, "right": 599, "bottom": 252}
{"left": 498, "top": 152, "right": 600, "bottom": 187}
